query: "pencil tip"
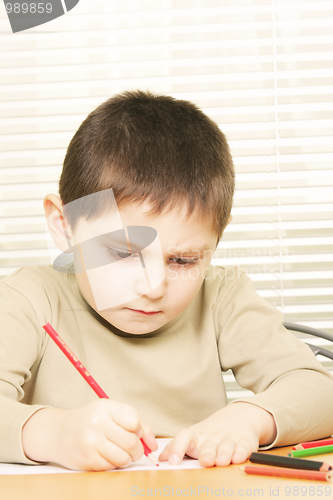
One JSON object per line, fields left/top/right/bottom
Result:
{"left": 148, "top": 453, "right": 159, "bottom": 466}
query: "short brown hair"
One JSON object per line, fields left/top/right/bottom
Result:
{"left": 59, "top": 90, "right": 235, "bottom": 241}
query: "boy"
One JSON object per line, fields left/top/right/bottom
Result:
{"left": 1, "top": 91, "right": 333, "bottom": 471}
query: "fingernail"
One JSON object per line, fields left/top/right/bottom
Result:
{"left": 169, "top": 453, "right": 179, "bottom": 465}
{"left": 217, "top": 453, "right": 230, "bottom": 466}
{"left": 233, "top": 453, "right": 243, "bottom": 463}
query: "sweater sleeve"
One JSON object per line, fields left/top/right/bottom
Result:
{"left": 215, "top": 268, "right": 333, "bottom": 448}
{"left": 0, "top": 281, "right": 50, "bottom": 464}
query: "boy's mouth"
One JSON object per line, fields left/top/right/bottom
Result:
{"left": 125, "top": 308, "right": 162, "bottom": 316}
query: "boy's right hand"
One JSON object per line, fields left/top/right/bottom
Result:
{"left": 21, "top": 400, "right": 157, "bottom": 471}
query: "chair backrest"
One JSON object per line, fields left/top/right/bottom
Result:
{"left": 283, "top": 322, "right": 333, "bottom": 361}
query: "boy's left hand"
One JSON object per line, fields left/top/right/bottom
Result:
{"left": 159, "top": 402, "right": 277, "bottom": 468}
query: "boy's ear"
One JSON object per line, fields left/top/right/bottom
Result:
{"left": 216, "top": 214, "right": 233, "bottom": 247}
{"left": 44, "top": 194, "right": 73, "bottom": 253}
{"left": 222, "top": 214, "right": 233, "bottom": 233}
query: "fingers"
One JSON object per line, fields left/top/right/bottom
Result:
{"left": 49, "top": 400, "right": 157, "bottom": 471}
{"left": 71, "top": 399, "right": 255, "bottom": 471}
{"left": 159, "top": 433, "right": 253, "bottom": 468}
{"left": 158, "top": 439, "right": 173, "bottom": 461}
{"left": 92, "top": 402, "right": 143, "bottom": 463}
{"left": 99, "top": 403, "right": 158, "bottom": 465}
{"left": 230, "top": 440, "right": 252, "bottom": 464}
{"left": 198, "top": 440, "right": 219, "bottom": 468}
{"left": 159, "top": 428, "right": 193, "bottom": 465}
{"left": 95, "top": 440, "right": 133, "bottom": 471}
{"left": 213, "top": 438, "right": 252, "bottom": 467}
{"left": 102, "top": 419, "right": 157, "bottom": 464}
{"left": 140, "top": 421, "right": 158, "bottom": 452}
{"left": 215, "top": 438, "right": 235, "bottom": 466}
{"left": 77, "top": 448, "right": 127, "bottom": 472}
{"left": 76, "top": 400, "right": 149, "bottom": 468}
{"left": 99, "top": 422, "right": 158, "bottom": 469}
{"left": 103, "top": 420, "right": 143, "bottom": 462}
{"left": 108, "top": 400, "right": 141, "bottom": 434}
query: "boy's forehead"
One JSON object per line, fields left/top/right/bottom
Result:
{"left": 73, "top": 210, "right": 214, "bottom": 250}
{"left": 68, "top": 191, "right": 217, "bottom": 251}
{"left": 66, "top": 189, "right": 123, "bottom": 244}
{"left": 72, "top": 209, "right": 124, "bottom": 244}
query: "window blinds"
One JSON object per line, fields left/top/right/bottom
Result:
{"left": 1, "top": 0, "right": 332, "bottom": 398}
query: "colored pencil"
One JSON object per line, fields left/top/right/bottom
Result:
{"left": 293, "top": 438, "right": 333, "bottom": 450}
{"left": 249, "top": 452, "right": 332, "bottom": 472}
{"left": 289, "top": 445, "right": 333, "bottom": 459}
{"left": 43, "top": 322, "right": 158, "bottom": 466}
{"left": 241, "top": 465, "right": 331, "bottom": 482}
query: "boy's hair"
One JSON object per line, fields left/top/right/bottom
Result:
{"left": 59, "top": 90, "right": 235, "bottom": 241}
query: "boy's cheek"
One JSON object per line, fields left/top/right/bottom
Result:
{"left": 75, "top": 259, "right": 165, "bottom": 312}
{"left": 86, "top": 262, "right": 149, "bottom": 311}
{"left": 75, "top": 258, "right": 206, "bottom": 314}
{"left": 168, "top": 264, "right": 207, "bottom": 285}
{"left": 168, "top": 268, "right": 206, "bottom": 302}
{"left": 75, "top": 270, "right": 97, "bottom": 309}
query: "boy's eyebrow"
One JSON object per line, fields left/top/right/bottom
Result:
{"left": 168, "top": 243, "right": 211, "bottom": 255}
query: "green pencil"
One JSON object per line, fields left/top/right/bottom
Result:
{"left": 289, "top": 445, "right": 333, "bottom": 458}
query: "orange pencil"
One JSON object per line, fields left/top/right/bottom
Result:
{"left": 293, "top": 439, "right": 333, "bottom": 450}
{"left": 241, "top": 465, "right": 331, "bottom": 482}
{"left": 43, "top": 323, "right": 158, "bottom": 466}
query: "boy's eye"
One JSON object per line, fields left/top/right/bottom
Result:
{"left": 106, "top": 248, "right": 199, "bottom": 266}
{"left": 107, "top": 247, "right": 139, "bottom": 260}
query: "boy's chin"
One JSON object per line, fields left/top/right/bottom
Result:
{"left": 98, "top": 309, "right": 164, "bottom": 335}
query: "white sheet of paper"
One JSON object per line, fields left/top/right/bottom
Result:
{"left": 0, "top": 438, "right": 203, "bottom": 475}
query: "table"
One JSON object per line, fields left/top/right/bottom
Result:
{"left": 1, "top": 445, "right": 332, "bottom": 500}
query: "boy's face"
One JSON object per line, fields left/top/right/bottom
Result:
{"left": 71, "top": 202, "right": 218, "bottom": 335}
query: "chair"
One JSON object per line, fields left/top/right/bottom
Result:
{"left": 283, "top": 322, "right": 333, "bottom": 361}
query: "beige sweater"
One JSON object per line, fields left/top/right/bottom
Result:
{"left": 1, "top": 264, "right": 333, "bottom": 464}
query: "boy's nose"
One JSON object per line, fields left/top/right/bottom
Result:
{"left": 145, "top": 280, "right": 165, "bottom": 299}
{"left": 133, "top": 278, "right": 164, "bottom": 299}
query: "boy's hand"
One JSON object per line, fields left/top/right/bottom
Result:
{"left": 159, "top": 403, "right": 276, "bottom": 468}
{"left": 22, "top": 400, "right": 157, "bottom": 471}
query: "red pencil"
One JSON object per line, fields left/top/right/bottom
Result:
{"left": 241, "top": 465, "right": 331, "bottom": 482}
{"left": 293, "top": 439, "right": 333, "bottom": 450}
{"left": 43, "top": 323, "right": 158, "bottom": 466}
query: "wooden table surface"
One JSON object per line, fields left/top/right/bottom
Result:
{"left": 1, "top": 445, "right": 333, "bottom": 500}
